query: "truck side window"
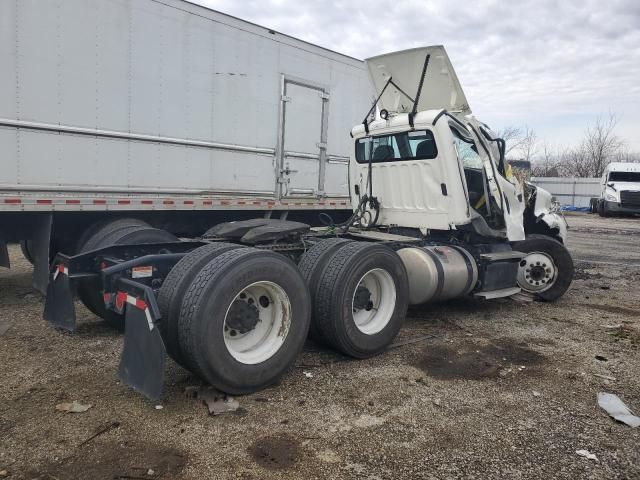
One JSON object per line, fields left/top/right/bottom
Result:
{"left": 450, "top": 127, "right": 482, "bottom": 170}
{"left": 355, "top": 130, "right": 438, "bottom": 163}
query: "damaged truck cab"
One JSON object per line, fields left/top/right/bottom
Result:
{"left": 351, "top": 46, "right": 567, "bottom": 245}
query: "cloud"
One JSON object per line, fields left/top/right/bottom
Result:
{"left": 195, "top": 0, "right": 640, "bottom": 149}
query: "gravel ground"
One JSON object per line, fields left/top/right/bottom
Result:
{"left": 1, "top": 212, "right": 639, "bottom": 479}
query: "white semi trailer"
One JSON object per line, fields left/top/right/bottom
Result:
{"left": 0, "top": 0, "right": 371, "bottom": 290}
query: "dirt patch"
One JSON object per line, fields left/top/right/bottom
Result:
{"left": 582, "top": 304, "right": 640, "bottom": 317}
{"left": 248, "top": 435, "right": 301, "bottom": 470}
{"left": 28, "top": 442, "right": 186, "bottom": 480}
{"left": 416, "top": 339, "right": 545, "bottom": 380}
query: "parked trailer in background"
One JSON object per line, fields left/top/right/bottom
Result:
{"left": 0, "top": 0, "right": 372, "bottom": 290}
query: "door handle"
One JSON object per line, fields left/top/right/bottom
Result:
{"left": 281, "top": 163, "right": 299, "bottom": 175}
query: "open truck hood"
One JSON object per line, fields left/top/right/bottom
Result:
{"left": 365, "top": 46, "right": 471, "bottom": 116}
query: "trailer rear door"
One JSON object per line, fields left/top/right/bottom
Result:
{"left": 279, "top": 79, "right": 329, "bottom": 197}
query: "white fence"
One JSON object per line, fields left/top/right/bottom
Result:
{"left": 530, "top": 177, "right": 600, "bottom": 208}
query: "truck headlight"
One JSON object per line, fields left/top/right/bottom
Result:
{"left": 605, "top": 192, "right": 617, "bottom": 202}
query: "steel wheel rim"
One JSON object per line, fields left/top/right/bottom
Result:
{"left": 517, "top": 251, "right": 557, "bottom": 293}
{"left": 223, "top": 281, "right": 291, "bottom": 365}
{"left": 351, "top": 268, "right": 396, "bottom": 335}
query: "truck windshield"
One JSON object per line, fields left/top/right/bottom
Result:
{"left": 355, "top": 130, "right": 437, "bottom": 163}
{"left": 609, "top": 171, "right": 640, "bottom": 182}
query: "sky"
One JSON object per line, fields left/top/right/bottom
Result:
{"left": 195, "top": 0, "right": 640, "bottom": 152}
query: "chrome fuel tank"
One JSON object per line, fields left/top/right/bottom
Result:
{"left": 397, "top": 246, "right": 478, "bottom": 305}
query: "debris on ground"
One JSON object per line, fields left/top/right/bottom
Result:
{"left": 532, "top": 390, "right": 541, "bottom": 397}
{"left": 0, "top": 469, "right": 8, "bottom": 478}
{"left": 154, "top": 405, "right": 163, "bottom": 410}
{"left": 55, "top": 401, "right": 92, "bottom": 414}
{"left": 78, "top": 421, "right": 121, "bottom": 446}
{"left": 0, "top": 319, "right": 11, "bottom": 336}
{"left": 593, "top": 374, "right": 616, "bottom": 381}
{"left": 597, "top": 392, "right": 640, "bottom": 428}
{"left": 303, "top": 371, "right": 314, "bottom": 378}
{"left": 576, "top": 449, "right": 598, "bottom": 461}
{"left": 186, "top": 386, "right": 239, "bottom": 416}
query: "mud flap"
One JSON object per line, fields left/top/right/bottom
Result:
{"left": 0, "top": 240, "right": 9, "bottom": 268}
{"left": 117, "top": 305, "right": 166, "bottom": 402}
{"left": 43, "top": 271, "right": 76, "bottom": 331}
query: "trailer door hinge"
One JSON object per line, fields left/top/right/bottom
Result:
{"left": 319, "top": 91, "right": 330, "bottom": 100}
{"left": 281, "top": 95, "right": 291, "bottom": 102}
{"left": 316, "top": 142, "right": 327, "bottom": 149}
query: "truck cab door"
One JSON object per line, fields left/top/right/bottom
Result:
{"left": 464, "top": 117, "right": 525, "bottom": 241}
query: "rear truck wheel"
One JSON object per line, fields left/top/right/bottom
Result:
{"left": 77, "top": 220, "right": 178, "bottom": 329}
{"left": 297, "top": 238, "right": 353, "bottom": 341}
{"left": 20, "top": 240, "right": 34, "bottom": 264}
{"left": 177, "top": 248, "right": 311, "bottom": 394}
{"left": 313, "top": 242, "right": 409, "bottom": 358}
{"left": 512, "top": 234, "right": 574, "bottom": 302}
{"left": 157, "top": 242, "right": 244, "bottom": 368}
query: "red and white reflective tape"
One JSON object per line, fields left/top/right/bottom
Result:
{"left": 1, "top": 195, "right": 351, "bottom": 210}
{"left": 115, "top": 291, "right": 154, "bottom": 331}
{"left": 52, "top": 264, "right": 68, "bottom": 281}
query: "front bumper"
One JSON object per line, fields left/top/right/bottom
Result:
{"left": 604, "top": 200, "right": 640, "bottom": 214}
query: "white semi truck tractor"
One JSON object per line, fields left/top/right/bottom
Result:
{"left": 42, "top": 40, "right": 573, "bottom": 401}
{"left": 591, "top": 162, "right": 640, "bottom": 216}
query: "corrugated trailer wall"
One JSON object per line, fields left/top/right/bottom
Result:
{"left": 0, "top": 0, "right": 371, "bottom": 208}
{"left": 531, "top": 177, "right": 601, "bottom": 208}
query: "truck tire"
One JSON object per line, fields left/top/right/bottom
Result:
{"left": 80, "top": 218, "right": 150, "bottom": 253}
{"left": 157, "top": 242, "right": 244, "bottom": 368}
{"left": 178, "top": 248, "right": 311, "bottom": 394}
{"left": 313, "top": 242, "right": 409, "bottom": 358}
{"left": 20, "top": 240, "right": 34, "bottom": 265}
{"left": 77, "top": 221, "right": 177, "bottom": 329}
{"left": 597, "top": 200, "right": 609, "bottom": 217}
{"left": 512, "top": 234, "right": 574, "bottom": 302}
{"left": 75, "top": 218, "right": 148, "bottom": 254}
{"left": 297, "top": 238, "right": 353, "bottom": 341}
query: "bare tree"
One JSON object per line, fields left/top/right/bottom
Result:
{"left": 495, "top": 126, "right": 524, "bottom": 157}
{"left": 614, "top": 147, "right": 640, "bottom": 163}
{"left": 531, "top": 142, "right": 560, "bottom": 177}
{"left": 582, "top": 113, "right": 624, "bottom": 177}
{"left": 519, "top": 126, "right": 539, "bottom": 163}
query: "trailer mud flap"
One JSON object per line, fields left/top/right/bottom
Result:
{"left": 118, "top": 305, "right": 166, "bottom": 402}
{"left": 43, "top": 268, "right": 76, "bottom": 331}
